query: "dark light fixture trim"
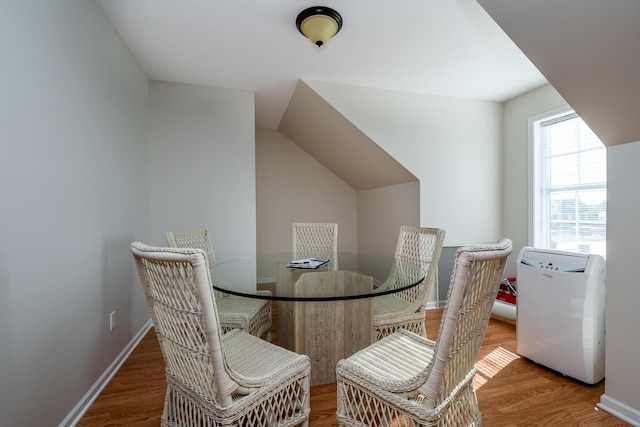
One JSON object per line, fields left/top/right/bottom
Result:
{"left": 296, "top": 6, "right": 343, "bottom": 47}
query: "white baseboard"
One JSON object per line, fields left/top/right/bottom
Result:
{"left": 59, "top": 319, "right": 153, "bottom": 427}
{"left": 597, "top": 394, "right": 640, "bottom": 426}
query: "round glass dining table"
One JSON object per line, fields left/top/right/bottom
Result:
{"left": 211, "top": 251, "right": 425, "bottom": 386}
{"left": 210, "top": 251, "right": 424, "bottom": 301}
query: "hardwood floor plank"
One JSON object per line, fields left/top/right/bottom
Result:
{"left": 309, "top": 383, "right": 339, "bottom": 426}
{"left": 78, "top": 305, "right": 629, "bottom": 426}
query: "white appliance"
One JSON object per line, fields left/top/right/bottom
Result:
{"left": 516, "top": 247, "right": 606, "bottom": 384}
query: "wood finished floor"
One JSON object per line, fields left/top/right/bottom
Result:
{"left": 78, "top": 305, "right": 629, "bottom": 426}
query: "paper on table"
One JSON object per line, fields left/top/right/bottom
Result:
{"left": 286, "top": 258, "right": 331, "bottom": 269}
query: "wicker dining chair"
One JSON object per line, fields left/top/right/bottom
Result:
{"left": 336, "top": 238, "right": 513, "bottom": 427}
{"left": 167, "top": 228, "right": 272, "bottom": 341}
{"left": 292, "top": 222, "right": 338, "bottom": 260}
{"left": 131, "top": 242, "right": 311, "bottom": 427}
{"left": 373, "top": 226, "right": 445, "bottom": 341}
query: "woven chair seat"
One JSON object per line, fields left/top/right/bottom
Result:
{"left": 339, "top": 329, "right": 436, "bottom": 386}
{"left": 217, "top": 294, "right": 272, "bottom": 338}
{"left": 223, "top": 329, "right": 309, "bottom": 380}
{"left": 372, "top": 295, "right": 430, "bottom": 339}
{"left": 372, "top": 294, "right": 412, "bottom": 316}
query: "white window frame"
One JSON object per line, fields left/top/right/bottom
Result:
{"left": 528, "top": 106, "right": 607, "bottom": 255}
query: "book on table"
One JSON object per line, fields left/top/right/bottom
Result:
{"left": 286, "top": 258, "right": 331, "bottom": 269}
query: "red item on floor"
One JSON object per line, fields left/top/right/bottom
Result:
{"left": 496, "top": 277, "right": 517, "bottom": 305}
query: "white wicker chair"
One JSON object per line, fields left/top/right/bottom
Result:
{"left": 373, "top": 226, "right": 445, "bottom": 341}
{"left": 131, "top": 242, "right": 311, "bottom": 427}
{"left": 167, "top": 228, "right": 272, "bottom": 341}
{"left": 336, "top": 238, "right": 513, "bottom": 427}
{"left": 292, "top": 222, "right": 338, "bottom": 260}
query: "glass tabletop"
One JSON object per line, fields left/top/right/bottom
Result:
{"left": 211, "top": 252, "right": 424, "bottom": 301}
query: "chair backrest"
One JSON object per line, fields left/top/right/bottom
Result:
{"left": 389, "top": 226, "right": 445, "bottom": 308}
{"left": 419, "top": 238, "right": 512, "bottom": 408}
{"left": 292, "top": 222, "right": 338, "bottom": 259}
{"left": 167, "top": 228, "right": 227, "bottom": 298}
{"left": 130, "top": 242, "right": 238, "bottom": 407}
{"left": 166, "top": 228, "right": 215, "bottom": 265}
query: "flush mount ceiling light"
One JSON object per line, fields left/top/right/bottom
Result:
{"left": 296, "top": 6, "right": 343, "bottom": 47}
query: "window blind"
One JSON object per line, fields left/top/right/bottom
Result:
{"left": 538, "top": 113, "right": 607, "bottom": 256}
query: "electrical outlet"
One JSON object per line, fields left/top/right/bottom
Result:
{"left": 109, "top": 311, "right": 116, "bottom": 331}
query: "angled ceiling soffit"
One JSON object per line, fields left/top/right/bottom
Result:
{"left": 278, "top": 80, "right": 417, "bottom": 191}
{"left": 478, "top": 0, "right": 640, "bottom": 146}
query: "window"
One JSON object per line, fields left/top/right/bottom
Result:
{"left": 530, "top": 108, "right": 606, "bottom": 257}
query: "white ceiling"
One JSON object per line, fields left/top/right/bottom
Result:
{"left": 95, "top": 0, "right": 547, "bottom": 130}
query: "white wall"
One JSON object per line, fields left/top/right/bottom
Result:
{"left": 357, "top": 182, "right": 421, "bottom": 256}
{"left": 256, "top": 129, "right": 358, "bottom": 254}
{"left": 0, "top": 1, "right": 148, "bottom": 425}
{"left": 598, "top": 140, "right": 640, "bottom": 424}
{"left": 304, "top": 80, "right": 503, "bottom": 246}
{"left": 501, "top": 84, "right": 567, "bottom": 276}
{"left": 148, "top": 81, "right": 256, "bottom": 262}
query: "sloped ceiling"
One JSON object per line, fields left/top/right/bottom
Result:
{"left": 278, "top": 81, "right": 417, "bottom": 191}
{"left": 477, "top": 0, "right": 640, "bottom": 147}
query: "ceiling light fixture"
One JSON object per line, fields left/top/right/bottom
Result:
{"left": 296, "top": 6, "right": 343, "bottom": 47}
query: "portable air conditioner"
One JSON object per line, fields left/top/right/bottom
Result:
{"left": 516, "top": 247, "right": 606, "bottom": 384}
